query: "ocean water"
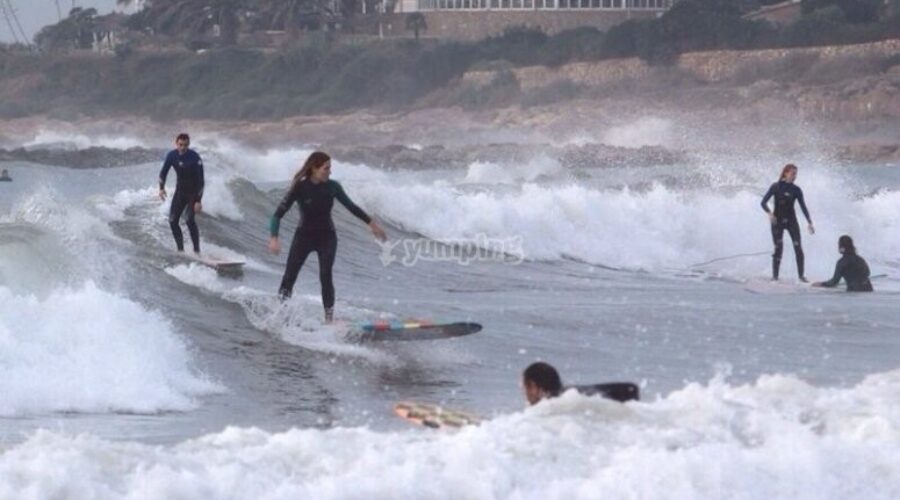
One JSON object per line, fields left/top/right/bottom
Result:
{"left": 1, "top": 129, "right": 898, "bottom": 499}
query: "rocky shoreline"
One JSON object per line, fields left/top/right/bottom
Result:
{"left": 2, "top": 37, "right": 899, "bottom": 169}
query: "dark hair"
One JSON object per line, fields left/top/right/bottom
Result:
{"left": 176, "top": 133, "right": 190, "bottom": 143}
{"left": 294, "top": 151, "right": 331, "bottom": 183}
{"left": 779, "top": 163, "right": 797, "bottom": 181}
{"left": 839, "top": 235, "right": 856, "bottom": 255}
{"left": 523, "top": 362, "right": 562, "bottom": 396}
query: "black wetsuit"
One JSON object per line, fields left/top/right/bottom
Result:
{"left": 761, "top": 181, "right": 811, "bottom": 280}
{"left": 159, "top": 149, "right": 204, "bottom": 253}
{"left": 270, "top": 178, "right": 371, "bottom": 306}
{"left": 820, "top": 253, "right": 873, "bottom": 292}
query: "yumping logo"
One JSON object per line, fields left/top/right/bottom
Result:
{"left": 376, "top": 234, "right": 525, "bottom": 267}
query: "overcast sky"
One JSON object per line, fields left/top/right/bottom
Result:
{"left": 0, "top": 0, "right": 133, "bottom": 44}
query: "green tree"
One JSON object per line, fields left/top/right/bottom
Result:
{"left": 836, "top": 0, "right": 881, "bottom": 23}
{"left": 34, "top": 7, "right": 98, "bottom": 51}
{"left": 118, "top": 0, "right": 246, "bottom": 46}
{"left": 260, "top": 0, "right": 328, "bottom": 36}
{"left": 802, "top": 0, "right": 883, "bottom": 22}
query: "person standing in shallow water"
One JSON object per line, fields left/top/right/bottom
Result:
{"left": 812, "top": 235, "right": 874, "bottom": 292}
{"left": 268, "top": 152, "right": 387, "bottom": 323}
{"left": 159, "top": 133, "right": 204, "bottom": 253}
{"left": 760, "top": 163, "right": 815, "bottom": 281}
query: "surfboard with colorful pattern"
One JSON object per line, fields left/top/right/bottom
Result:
{"left": 357, "top": 320, "right": 481, "bottom": 341}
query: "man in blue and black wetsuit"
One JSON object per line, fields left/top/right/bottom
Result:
{"left": 761, "top": 164, "right": 815, "bottom": 281}
{"left": 159, "top": 133, "right": 204, "bottom": 253}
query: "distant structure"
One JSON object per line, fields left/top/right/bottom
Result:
{"left": 401, "top": 0, "right": 674, "bottom": 11}
{"left": 743, "top": 0, "right": 802, "bottom": 26}
{"left": 92, "top": 13, "right": 128, "bottom": 53}
{"left": 380, "top": 0, "right": 676, "bottom": 40}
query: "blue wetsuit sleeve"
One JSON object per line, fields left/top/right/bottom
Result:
{"left": 821, "top": 259, "right": 845, "bottom": 287}
{"left": 159, "top": 152, "right": 172, "bottom": 190}
{"left": 761, "top": 184, "right": 775, "bottom": 213}
{"left": 270, "top": 183, "right": 297, "bottom": 237}
{"left": 796, "top": 186, "right": 811, "bottom": 223}
{"left": 333, "top": 181, "right": 372, "bottom": 224}
{"left": 196, "top": 153, "right": 204, "bottom": 203}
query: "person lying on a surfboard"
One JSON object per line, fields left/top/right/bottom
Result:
{"left": 812, "top": 235, "right": 873, "bottom": 292}
{"left": 159, "top": 133, "right": 204, "bottom": 254}
{"left": 523, "top": 362, "right": 640, "bottom": 405}
{"left": 268, "top": 151, "right": 387, "bottom": 323}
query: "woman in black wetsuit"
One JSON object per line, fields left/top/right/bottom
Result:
{"left": 812, "top": 235, "right": 873, "bottom": 292}
{"left": 760, "top": 163, "right": 816, "bottom": 281}
{"left": 268, "top": 152, "right": 387, "bottom": 322}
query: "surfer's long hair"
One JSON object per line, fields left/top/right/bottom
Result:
{"left": 779, "top": 163, "right": 797, "bottom": 181}
{"left": 293, "top": 151, "right": 331, "bottom": 184}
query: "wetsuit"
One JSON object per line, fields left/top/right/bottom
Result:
{"left": 761, "top": 181, "right": 811, "bottom": 280}
{"left": 270, "top": 178, "right": 371, "bottom": 308}
{"left": 159, "top": 148, "right": 204, "bottom": 253}
{"left": 820, "top": 254, "right": 873, "bottom": 292}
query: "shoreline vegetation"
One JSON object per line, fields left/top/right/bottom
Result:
{"left": 0, "top": 0, "right": 897, "bottom": 121}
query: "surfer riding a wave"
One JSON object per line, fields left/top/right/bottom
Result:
{"left": 268, "top": 151, "right": 387, "bottom": 323}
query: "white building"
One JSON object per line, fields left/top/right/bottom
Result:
{"left": 399, "top": 0, "right": 675, "bottom": 13}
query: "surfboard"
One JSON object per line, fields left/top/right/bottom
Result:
{"left": 355, "top": 320, "right": 481, "bottom": 342}
{"left": 570, "top": 382, "right": 640, "bottom": 402}
{"left": 393, "top": 401, "right": 482, "bottom": 429}
{"left": 743, "top": 279, "right": 832, "bottom": 295}
{"left": 180, "top": 252, "right": 245, "bottom": 272}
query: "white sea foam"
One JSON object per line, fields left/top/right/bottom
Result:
{"left": 2, "top": 369, "right": 898, "bottom": 499}
{"left": 353, "top": 167, "right": 900, "bottom": 278}
{"left": 0, "top": 282, "right": 221, "bottom": 416}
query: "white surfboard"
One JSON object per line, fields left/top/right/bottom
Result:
{"left": 181, "top": 252, "right": 245, "bottom": 271}
{"left": 743, "top": 279, "right": 834, "bottom": 295}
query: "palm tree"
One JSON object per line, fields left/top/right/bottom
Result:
{"left": 118, "top": 0, "right": 245, "bottom": 46}
{"left": 260, "top": 0, "right": 332, "bottom": 36}
{"left": 33, "top": 6, "right": 96, "bottom": 50}
{"left": 70, "top": 7, "right": 98, "bottom": 48}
